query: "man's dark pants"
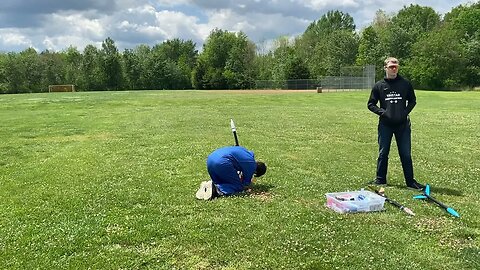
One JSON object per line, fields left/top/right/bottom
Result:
{"left": 376, "top": 120, "right": 415, "bottom": 185}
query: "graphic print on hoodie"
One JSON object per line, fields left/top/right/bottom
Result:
{"left": 367, "top": 75, "right": 416, "bottom": 126}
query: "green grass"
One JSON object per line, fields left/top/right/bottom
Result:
{"left": 0, "top": 90, "right": 479, "bottom": 269}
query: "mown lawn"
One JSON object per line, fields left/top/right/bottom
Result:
{"left": 0, "top": 90, "right": 478, "bottom": 269}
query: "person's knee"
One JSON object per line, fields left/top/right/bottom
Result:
{"left": 398, "top": 145, "right": 411, "bottom": 158}
{"left": 378, "top": 148, "right": 390, "bottom": 158}
{"left": 399, "top": 152, "right": 412, "bottom": 161}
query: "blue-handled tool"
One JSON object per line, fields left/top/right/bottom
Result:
{"left": 413, "top": 184, "right": 460, "bottom": 218}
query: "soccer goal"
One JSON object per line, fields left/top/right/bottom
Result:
{"left": 48, "top": 84, "right": 75, "bottom": 92}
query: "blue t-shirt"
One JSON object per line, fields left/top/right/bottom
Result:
{"left": 206, "top": 146, "right": 256, "bottom": 194}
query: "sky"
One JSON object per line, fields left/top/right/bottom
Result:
{"left": 0, "top": 0, "right": 475, "bottom": 53}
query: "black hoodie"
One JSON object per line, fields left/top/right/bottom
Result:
{"left": 367, "top": 75, "right": 416, "bottom": 126}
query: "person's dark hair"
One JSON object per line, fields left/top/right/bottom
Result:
{"left": 255, "top": 161, "right": 267, "bottom": 177}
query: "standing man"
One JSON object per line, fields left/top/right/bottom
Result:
{"left": 367, "top": 57, "right": 425, "bottom": 190}
{"left": 195, "top": 146, "right": 267, "bottom": 200}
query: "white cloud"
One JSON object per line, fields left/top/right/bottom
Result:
{"left": 48, "top": 13, "right": 106, "bottom": 38}
{"left": 113, "top": 5, "right": 210, "bottom": 48}
{"left": 206, "top": 9, "right": 246, "bottom": 31}
{"left": 300, "top": 0, "right": 360, "bottom": 10}
{"left": 152, "top": 0, "right": 192, "bottom": 6}
{"left": 154, "top": 10, "right": 206, "bottom": 40}
{"left": 42, "top": 36, "right": 101, "bottom": 52}
{"left": 0, "top": 30, "right": 32, "bottom": 48}
{"left": 205, "top": 9, "right": 309, "bottom": 43}
{"left": 0, "top": 0, "right": 475, "bottom": 52}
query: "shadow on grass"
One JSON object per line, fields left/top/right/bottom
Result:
{"left": 388, "top": 183, "right": 464, "bottom": 196}
{"left": 428, "top": 186, "right": 464, "bottom": 196}
{"left": 250, "top": 183, "right": 275, "bottom": 193}
{"left": 231, "top": 183, "right": 276, "bottom": 198}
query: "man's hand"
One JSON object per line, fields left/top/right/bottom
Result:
{"left": 237, "top": 171, "right": 244, "bottom": 181}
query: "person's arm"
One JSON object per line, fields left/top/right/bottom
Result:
{"left": 367, "top": 85, "right": 385, "bottom": 116}
{"left": 405, "top": 84, "right": 416, "bottom": 114}
{"left": 243, "top": 178, "right": 257, "bottom": 193}
{"left": 237, "top": 171, "right": 244, "bottom": 181}
{"left": 239, "top": 161, "right": 256, "bottom": 187}
{"left": 238, "top": 171, "right": 255, "bottom": 185}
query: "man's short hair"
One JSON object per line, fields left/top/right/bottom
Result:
{"left": 255, "top": 161, "right": 267, "bottom": 177}
{"left": 384, "top": 57, "right": 399, "bottom": 67}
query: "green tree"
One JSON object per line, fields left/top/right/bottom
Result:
{"left": 100, "top": 37, "right": 122, "bottom": 90}
{"left": 193, "top": 29, "right": 255, "bottom": 89}
{"left": 191, "top": 57, "right": 207, "bottom": 89}
{"left": 4, "top": 53, "right": 23, "bottom": 93}
{"left": 405, "top": 2, "right": 480, "bottom": 89}
{"left": 305, "top": 10, "right": 355, "bottom": 37}
{"left": 198, "top": 28, "right": 232, "bottom": 89}
{"left": 149, "top": 44, "right": 170, "bottom": 89}
{"left": 40, "top": 50, "right": 66, "bottom": 89}
{"left": 449, "top": 5, "right": 480, "bottom": 86}
{"left": 63, "top": 46, "right": 82, "bottom": 87}
{"left": 443, "top": 2, "right": 480, "bottom": 23}
{"left": 406, "top": 26, "right": 466, "bottom": 89}
{"left": 80, "top": 45, "right": 102, "bottom": 91}
{"left": 299, "top": 10, "right": 355, "bottom": 58}
{"left": 134, "top": 44, "right": 154, "bottom": 89}
{"left": 356, "top": 26, "right": 386, "bottom": 67}
{"left": 356, "top": 24, "right": 389, "bottom": 80}
{"left": 253, "top": 41, "right": 275, "bottom": 81}
{"left": 151, "top": 39, "right": 198, "bottom": 89}
{"left": 305, "top": 30, "right": 358, "bottom": 78}
{"left": 296, "top": 10, "right": 358, "bottom": 78}
{"left": 122, "top": 48, "right": 142, "bottom": 90}
{"left": 0, "top": 53, "right": 7, "bottom": 93}
{"left": 389, "top": 4, "right": 440, "bottom": 60}
{"left": 253, "top": 52, "right": 274, "bottom": 81}
{"left": 4, "top": 52, "right": 24, "bottom": 93}
{"left": 17, "top": 48, "right": 44, "bottom": 92}
{"left": 271, "top": 37, "right": 310, "bottom": 82}
{"left": 224, "top": 32, "right": 256, "bottom": 89}
{"left": 271, "top": 37, "right": 294, "bottom": 82}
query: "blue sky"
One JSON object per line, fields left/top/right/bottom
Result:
{"left": 0, "top": 0, "right": 475, "bottom": 52}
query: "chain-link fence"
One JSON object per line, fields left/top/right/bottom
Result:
{"left": 254, "top": 65, "right": 376, "bottom": 91}
{"left": 255, "top": 79, "right": 321, "bottom": 90}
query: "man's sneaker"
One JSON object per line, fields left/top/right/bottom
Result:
{"left": 368, "top": 179, "right": 386, "bottom": 186}
{"left": 407, "top": 181, "right": 425, "bottom": 191}
{"left": 195, "top": 180, "right": 214, "bottom": 200}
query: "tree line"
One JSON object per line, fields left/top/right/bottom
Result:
{"left": 0, "top": 3, "right": 479, "bottom": 93}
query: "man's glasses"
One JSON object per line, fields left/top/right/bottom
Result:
{"left": 387, "top": 66, "right": 398, "bottom": 70}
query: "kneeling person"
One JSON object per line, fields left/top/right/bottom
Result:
{"left": 196, "top": 146, "right": 267, "bottom": 200}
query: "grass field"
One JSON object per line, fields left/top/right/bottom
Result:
{"left": 0, "top": 90, "right": 479, "bottom": 269}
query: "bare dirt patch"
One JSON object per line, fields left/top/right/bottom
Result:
{"left": 203, "top": 89, "right": 317, "bottom": 94}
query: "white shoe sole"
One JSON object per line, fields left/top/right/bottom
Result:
{"left": 195, "top": 180, "right": 213, "bottom": 200}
